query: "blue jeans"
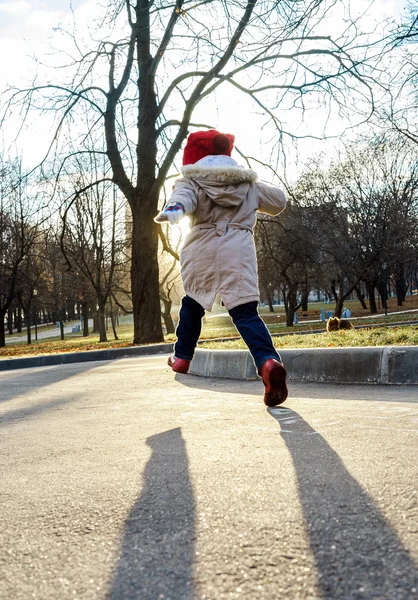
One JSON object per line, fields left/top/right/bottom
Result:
{"left": 174, "top": 296, "right": 282, "bottom": 370}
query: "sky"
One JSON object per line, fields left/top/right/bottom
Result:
{"left": 0, "top": 0, "right": 409, "bottom": 183}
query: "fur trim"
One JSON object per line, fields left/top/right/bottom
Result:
{"left": 182, "top": 164, "right": 258, "bottom": 184}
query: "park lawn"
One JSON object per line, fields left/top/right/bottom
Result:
{"left": 0, "top": 320, "right": 178, "bottom": 359}
{"left": 1, "top": 323, "right": 417, "bottom": 360}
{"left": 200, "top": 325, "right": 418, "bottom": 350}
{"left": 199, "top": 309, "right": 418, "bottom": 339}
{"left": 0, "top": 337, "right": 136, "bottom": 358}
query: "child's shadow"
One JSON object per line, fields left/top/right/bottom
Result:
{"left": 268, "top": 407, "right": 418, "bottom": 599}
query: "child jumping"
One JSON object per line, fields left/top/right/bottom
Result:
{"left": 154, "top": 130, "right": 288, "bottom": 406}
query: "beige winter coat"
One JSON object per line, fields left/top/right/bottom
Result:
{"left": 168, "top": 155, "right": 286, "bottom": 311}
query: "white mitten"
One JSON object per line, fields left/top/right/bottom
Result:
{"left": 154, "top": 202, "right": 184, "bottom": 225}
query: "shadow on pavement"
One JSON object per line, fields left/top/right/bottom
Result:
{"left": 176, "top": 374, "right": 418, "bottom": 403}
{"left": 108, "top": 427, "right": 195, "bottom": 600}
{"left": 0, "top": 361, "right": 107, "bottom": 405}
{"left": 0, "top": 363, "right": 111, "bottom": 427}
{"left": 0, "top": 393, "right": 84, "bottom": 428}
{"left": 269, "top": 408, "right": 418, "bottom": 599}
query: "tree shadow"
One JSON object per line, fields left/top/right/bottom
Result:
{"left": 0, "top": 362, "right": 107, "bottom": 405}
{"left": 0, "top": 363, "right": 110, "bottom": 426}
{"left": 107, "top": 427, "right": 195, "bottom": 600}
{"left": 269, "top": 408, "right": 418, "bottom": 599}
{"left": 0, "top": 393, "right": 82, "bottom": 427}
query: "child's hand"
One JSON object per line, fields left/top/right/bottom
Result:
{"left": 154, "top": 203, "right": 184, "bottom": 225}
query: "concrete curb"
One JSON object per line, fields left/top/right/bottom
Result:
{"left": 190, "top": 346, "right": 418, "bottom": 385}
{"left": 1, "top": 343, "right": 417, "bottom": 386}
{"left": 0, "top": 343, "right": 174, "bottom": 372}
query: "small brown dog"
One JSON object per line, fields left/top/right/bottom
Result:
{"left": 326, "top": 316, "right": 354, "bottom": 332}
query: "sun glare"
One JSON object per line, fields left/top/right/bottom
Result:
{"left": 174, "top": 216, "right": 191, "bottom": 251}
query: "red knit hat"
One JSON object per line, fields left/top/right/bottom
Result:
{"left": 182, "top": 130, "right": 235, "bottom": 165}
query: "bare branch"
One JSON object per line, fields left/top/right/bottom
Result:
{"left": 158, "top": 227, "right": 180, "bottom": 261}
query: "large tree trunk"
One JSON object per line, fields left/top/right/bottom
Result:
{"left": 131, "top": 12, "right": 163, "bottom": 345}
{"left": 131, "top": 202, "right": 164, "bottom": 344}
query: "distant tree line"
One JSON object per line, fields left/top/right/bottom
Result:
{"left": 0, "top": 154, "right": 129, "bottom": 347}
{"left": 2, "top": 130, "right": 417, "bottom": 346}
{"left": 256, "top": 136, "right": 418, "bottom": 325}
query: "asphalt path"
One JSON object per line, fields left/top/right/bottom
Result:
{"left": 1, "top": 355, "right": 417, "bottom": 600}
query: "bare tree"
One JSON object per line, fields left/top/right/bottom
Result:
{"left": 3, "top": 0, "right": 386, "bottom": 343}
{"left": 287, "top": 138, "right": 418, "bottom": 315}
{"left": 60, "top": 163, "right": 127, "bottom": 343}
{"left": 0, "top": 157, "right": 39, "bottom": 347}
{"left": 257, "top": 202, "right": 322, "bottom": 326}
{"left": 42, "top": 231, "right": 76, "bottom": 341}
{"left": 16, "top": 237, "right": 46, "bottom": 344}
{"left": 377, "top": 5, "right": 418, "bottom": 145}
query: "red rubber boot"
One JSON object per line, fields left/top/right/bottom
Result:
{"left": 167, "top": 355, "right": 191, "bottom": 374}
{"left": 259, "top": 359, "right": 288, "bottom": 407}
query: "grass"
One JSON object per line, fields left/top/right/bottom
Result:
{"left": 198, "top": 309, "right": 418, "bottom": 340}
{"left": 0, "top": 337, "right": 136, "bottom": 358}
{"left": 200, "top": 326, "right": 418, "bottom": 350}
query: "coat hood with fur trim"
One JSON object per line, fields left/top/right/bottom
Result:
{"left": 181, "top": 155, "right": 258, "bottom": 208}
